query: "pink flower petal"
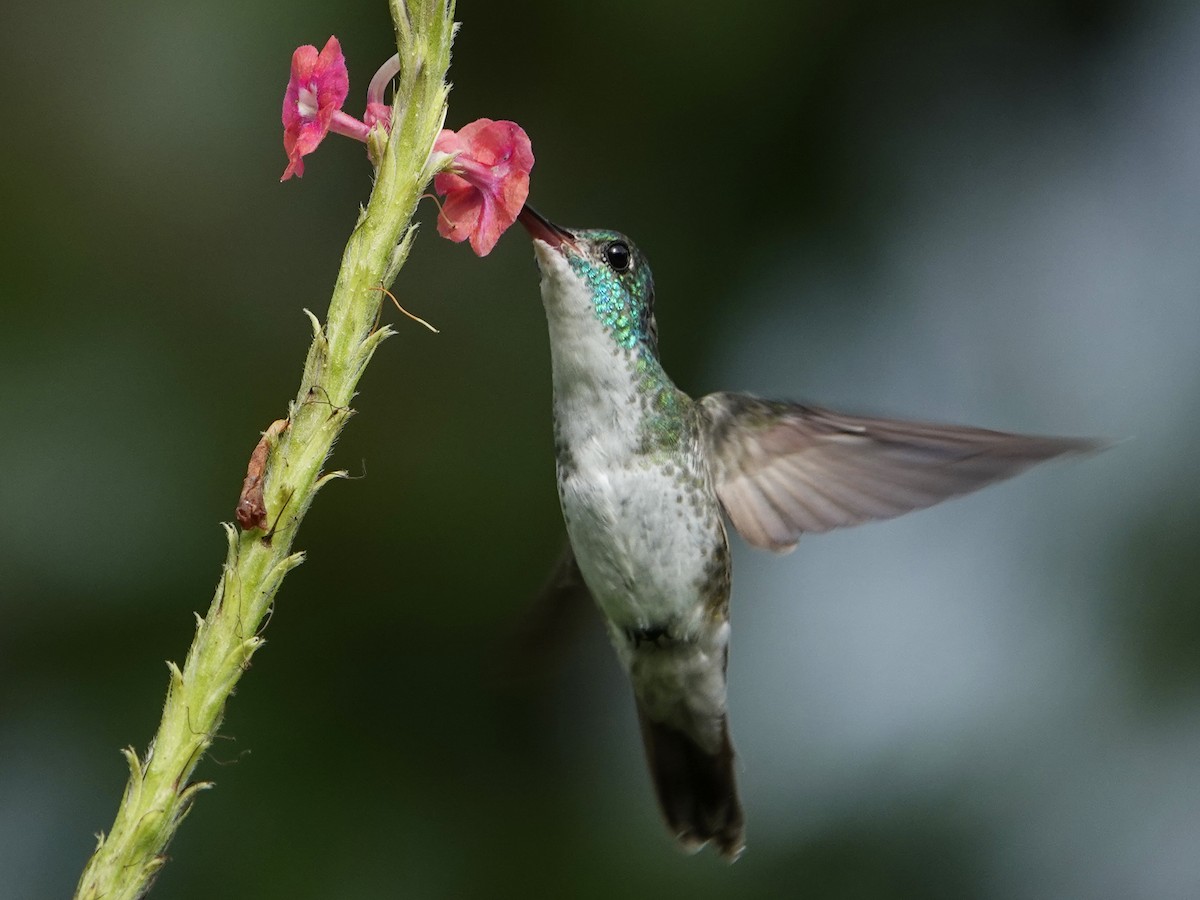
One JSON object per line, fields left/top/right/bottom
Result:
{"left": 432, "top": 119, "right": 533, "bottom": 256}
{"left": 280, "top": 36, "right": 350, "bottom": 181}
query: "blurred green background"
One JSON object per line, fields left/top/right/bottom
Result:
{"left": 4, "top": 1, "right": 1200, "bottom": 897}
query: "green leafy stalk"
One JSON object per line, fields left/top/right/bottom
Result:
{"left": 74, "top": 3, "right": 456, "bottom": 897}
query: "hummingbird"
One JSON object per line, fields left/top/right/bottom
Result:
{"left": 516, "top": 206, "right": 1096, "bottom": 861}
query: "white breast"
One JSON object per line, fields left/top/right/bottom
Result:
{"left": 535, "top": 246, "right": 723, "bottom": 637}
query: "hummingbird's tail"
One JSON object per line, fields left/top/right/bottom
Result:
{"left": 635, "top": 702, "right": 745, "bottom": 861}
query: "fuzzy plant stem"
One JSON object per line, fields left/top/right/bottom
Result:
{"left": 73, "top": 3, "right": 456, "bottom": 898}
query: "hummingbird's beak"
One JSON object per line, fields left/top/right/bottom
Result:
{"left": 518, "top": 205, "right": 577, "bottom": 252}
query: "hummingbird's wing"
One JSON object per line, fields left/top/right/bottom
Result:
{"left": 499, "top": 542, "right": 597, "bottom": 684}
{"left": 699, "top": 392, "right": 1099, "bottom": 553}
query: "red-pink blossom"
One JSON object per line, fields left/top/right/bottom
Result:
{"left": 433, "top": 120, "right": 534, "bottom": 257}
{"left": 281, "top": 36, "right": 368, "bottom": 181}
{"left": 278, "top": 43, "right": 537, "bottom": 258}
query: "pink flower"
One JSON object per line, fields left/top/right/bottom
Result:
{"left": 277, "top": 43, "right": 537, "bottom": 257}
{"left": 281, "top": 36, "right": 370, "bottom": 181}
{"left": 433, "top": 120, "right": 534, "bottom": 256}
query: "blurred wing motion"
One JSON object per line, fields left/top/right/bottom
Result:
{"left": 500, "top": 543, "right": 596, "bottom": 686}
{"left": 700, "top": 392, "right": 1100, "bottom": 553}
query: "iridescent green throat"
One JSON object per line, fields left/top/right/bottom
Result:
{"left": 568, "top": 230, "right": 655, "bottom": 351}
{"left": 635, "top": 352, "right": 691, "bottom": 457}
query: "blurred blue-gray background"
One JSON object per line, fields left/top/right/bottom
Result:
{"left": 3, "top": 1, "right": 1199, "bottom": 897}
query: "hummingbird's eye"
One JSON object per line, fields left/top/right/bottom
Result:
{"left": 604, "top": 241, "right": 631, "bottom": 273}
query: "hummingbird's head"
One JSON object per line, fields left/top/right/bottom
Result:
{"left": 518, "top": 206, "right": 659, "bottom": 353}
